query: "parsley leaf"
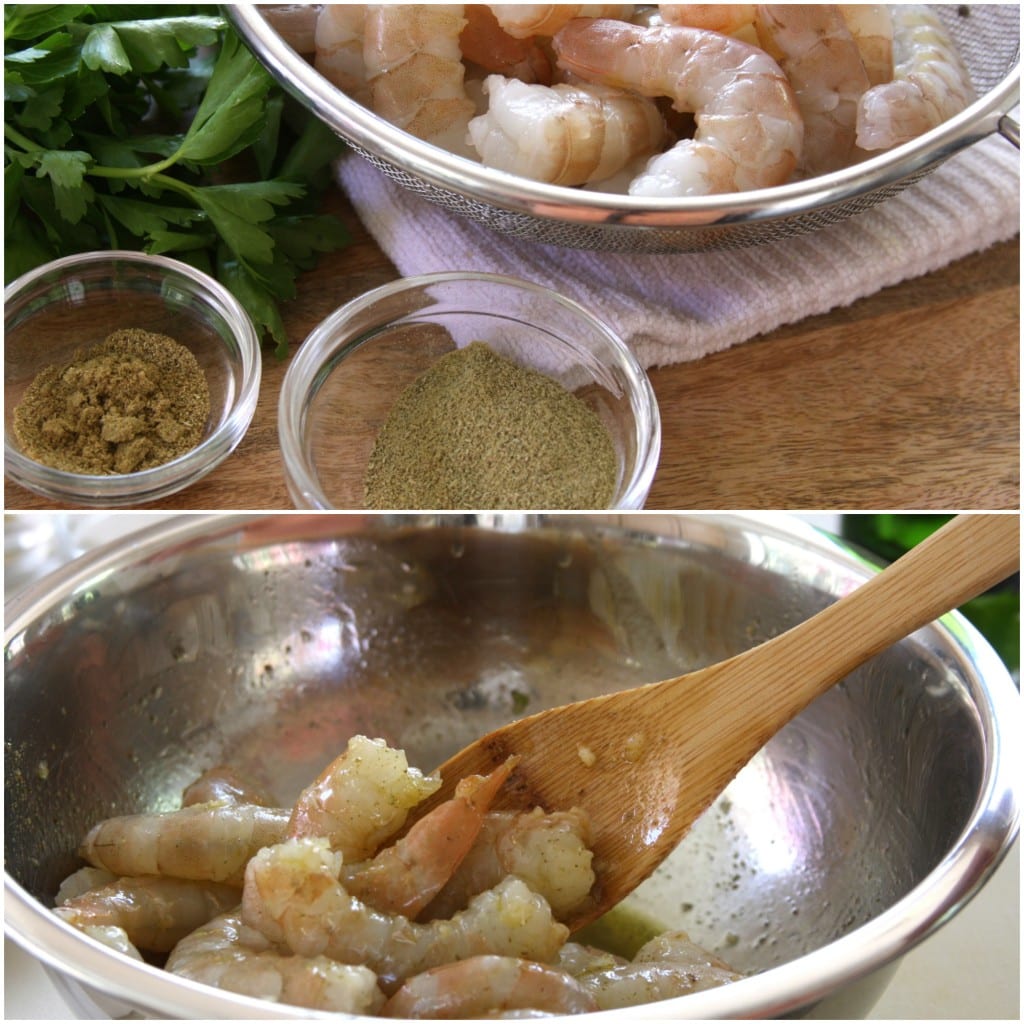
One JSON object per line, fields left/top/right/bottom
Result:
{"left": 4, "top": 6, "right": 350, "bottom": 353}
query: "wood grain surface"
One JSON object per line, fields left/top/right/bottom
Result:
{"left": 5, "top": 191, "right": 1019, "bottom": 512}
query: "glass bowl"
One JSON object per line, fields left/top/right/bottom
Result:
{"left": 278, "top": 271, "right": 661, "bottom": 509}
{"left": 4, "top": 251, "right": 261, "bottom": 508}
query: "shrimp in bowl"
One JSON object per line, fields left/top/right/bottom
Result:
{"left": 259, "top": 3, "right": 982, "bottom": 199}
{"left": 52, "top": 735, "right": 746, "bottom": 1015}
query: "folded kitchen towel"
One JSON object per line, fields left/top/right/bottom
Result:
{"left": 336, "top": 129, "right": 1019, "bottom": 369}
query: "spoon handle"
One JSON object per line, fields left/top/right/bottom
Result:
{"left": 730, "top": 514, "right": 1020, "bottom": 722}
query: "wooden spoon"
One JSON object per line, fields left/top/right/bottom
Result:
{"left": 421, "top": 513, "right": 1019, "bottom": 931}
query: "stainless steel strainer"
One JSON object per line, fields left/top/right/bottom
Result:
{"left": 230, "top": 4, "right": 1020, "bottom": 254}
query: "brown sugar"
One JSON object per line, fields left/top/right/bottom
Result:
{"left": 13, "top": 328, "right": 210, "bottom": 475}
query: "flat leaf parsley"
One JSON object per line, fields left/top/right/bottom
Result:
{"left": 4, "top": 5, "right": 350, "bottom": 354}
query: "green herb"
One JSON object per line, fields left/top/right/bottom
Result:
{"left": 4, "top": 5, "right": 350, "bottom": 355}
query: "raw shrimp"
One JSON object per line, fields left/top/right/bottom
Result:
{"left": 553, "top": 18, "right": 803, "bottom": 196}
{"left": 314, "top": 4, "right": 370, "bottom": 105}
{"left": 461, "top": 5, "right": 553, "bottom": 84}
{"left": 856, "top": 4, "right": 976, "bottom": 151}
{"left": 260, "top": 5, "right": 321, "bottom": 55}
{"left": 489, "top": 4, "right": 636, "bottom": 39}
{"left": 166, "top": 911, "right": 385, "bottom": 1014}
{"left": 79, "top": 802, "right": 291, "bottom": 885}
{"left": 181, "top": 765, "right": 275, "bottom": 808}
{"left": 837, "top": 4, "right": 893, "bottom": 86}
{"left": 339, "top": 758, "right": 516, "bottom": 918}
{"left": 658, "top": 5, "right": 756, "bottom": 35}
{"left": 241, "top": 836, "right": 569, "bottom": 992}
{"left": 467, "top": 75, "right": 667, "bottom": 187}
{"left": 364, "top": 4, "right": 476, "bottom": 148}
{"left": 288, "top": 734, "right": 440, "bottom": 860}
{"left": 77, "top": 924, "right": 145, "bottom": 960}
{"left": 380, "top": 955, "right": 599, "bottom": 1017}
{"left": 574, "top": 929, "right": 744, "bottom": 1009}
{"left": 425, "top": 806, "right": 596, "bottom": 921}
{"left": 55, "top": 876, "right": 241, "bottom": 953}
{"left": 753, "top": 5, "right": 870, "bottom": 176}
{"left": 55, "top": 866, "right": 116, "bottom": 905}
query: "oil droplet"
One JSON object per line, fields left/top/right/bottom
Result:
{"left": 35, "top": 760, "right": 49, "bottom": 780}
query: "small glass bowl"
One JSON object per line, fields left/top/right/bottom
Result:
{"left": 278, "top": 271, "right": 661, "bottom": 509}
{"left": 4, "top": 251, "right": 261, "bottom": 507}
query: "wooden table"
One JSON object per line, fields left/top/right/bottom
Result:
{"left": 6, "top": 193, "right": 1019, "bottom": 512}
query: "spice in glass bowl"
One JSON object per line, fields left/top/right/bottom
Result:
{"left": 12, "top": 328, "right": 210, "bottom": 475}
{"left": 363, "top": 341, "right": 617, "bottom": 509}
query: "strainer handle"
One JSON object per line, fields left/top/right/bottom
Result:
{"left": 997, "top": 112, "right": 1020, "bottom": 148}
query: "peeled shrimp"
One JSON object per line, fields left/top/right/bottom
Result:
{"left": 489, "top": 4, "right": 636, "bottom": 39}
{"left": 288, "top": 734, "right": 440, "bottom": 860}
{"left": 339, "top": 758, "right": 516, "bottom": 918}
{"left": 241, "top": 836, "right": 568, "bottom": 992}
{"left": 380, "top": 954, "right": 599, "bottom": 1017}
{"left": 553, "top": 18, "right": 802, "bottom": 196}
{"left": 467, "top": 75, "right": 667, "bottom": 187}
{"left": 837, "top": 4, "right": 893, "bottom": 86}
{"left": 658, "top": 5, "right": 756, "bottom": 35}
{"left": 364, "top": 4, "right": 476, "bottom": 148}
{"left": 79, "top": 803, "right": 291, "bottom": 885}
{"left": 55, "top": 876, "right": 241, "bottom": 953}
{"left": 461, "top": 5, "right": 553, "bottom": 84}
{"left": 314, "top": 4, "right": 370, "bottom": 104}
{"left": 182, "top": 765, "right": 275, "bottom": 808}
{"left": 166, "top": 911, "right": 386, "bottom": 1014}
{"left": 425, "top": 806, "right": 596, "bottom": 921}
{"left": 856, "top": 4, "right": 976, "bottom": 151}
{"left": 574, "top": 929, "right": 744, "bottom": 1009}
{"left": 753, "top": 5, "right": 870, "bottom": 176}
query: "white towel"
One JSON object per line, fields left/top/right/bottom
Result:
{"left": 336, "top": 128, "right": 1019, "bottom": 369}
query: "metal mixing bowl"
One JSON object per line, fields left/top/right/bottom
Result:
{"left": 227, "top": 4, "right": 1020, "bottom": 253}
{"left": 4, "top": 513, "right": 1019, "bottom": 1018}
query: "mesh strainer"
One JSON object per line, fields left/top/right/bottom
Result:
{"left": 230, "top": 4, "right": 1020, "bottom": 254}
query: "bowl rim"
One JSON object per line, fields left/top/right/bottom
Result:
{"left": 228, "top": 3, "right": 1021, "bottom": 232}
{"left": 3, "top": 511, "right": 1019, "bottom": 1019}
{"left": 3, "top": 250, "right": 263, "bottom": 508}
{"left": 277, "top": 269, "right": 662, "bottom": 510}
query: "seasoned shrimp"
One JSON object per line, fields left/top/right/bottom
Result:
{"left": 461, "top": 5, "right": 553, "bottom": 84}
{"left": 182, "top": 765, "right": 275, "bottom": 808}
{"left": 753, "top": 5, "right": 870, "bottom": 176}
{"left": 340, "top": 758, "right": 516, "bottom": 918}
{"left": 79, "top": 803, "right": 291, "bottom": 885}
{"left": 380, "top": 955, "right": 598, "bottom": 1017}
{"left": 425, "top": 806, "right": 595, "bottom": 921}
{"left": 167, "top": 911, "right": 385, "bottom": 1014}
{"left": 467, "top": 75, "right": 667, "bottom": 187}
{"left": 314, "top": 4, "right": 370, "bottom": 104}
{"left": 55, "top": 876, "right": 241, "bottom": 953}
{"left": 289, "top": 734, "right": 440, "bottom": 860}
{"left": 553, "top": 18, "right": 802, "bottom": 196}
{"left": 489, "top": 4, "right": 636, "bottom": 39}
{"left": 55, "top": 865, "right": 117, "bottom": 905}
{"left": 364, "top": 4, "right": 476, "bottom": 148}
{"left": 837, "top": 4, "right": 893, "bottom": 86}
{"left": 575, "top": 929, "right": 744, "bottom": 1009}
{"left": 856, "top": 4, "right": 976, "bottom": 151}
{"left": 242, "top": 836, "right": 568, "bottom": 992}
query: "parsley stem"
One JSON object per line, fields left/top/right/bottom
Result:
{"left": 4, "top": 124, "right": 41, "bottom": 153}
{"left": 89, "top": 153, "right": 182, "bottom": 180}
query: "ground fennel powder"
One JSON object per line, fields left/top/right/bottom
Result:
{"left": 13, "top": 328, "right": 210, "bottom": 475}
{"left": 363, "top": 341, "right": 618, "bottom": 509}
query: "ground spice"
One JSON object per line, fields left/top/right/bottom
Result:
{"left": 13, "top": 328, "right": 210, "bottom": 475}
{"left": 363, "top": 341, "right": 618, "bottom": 509}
